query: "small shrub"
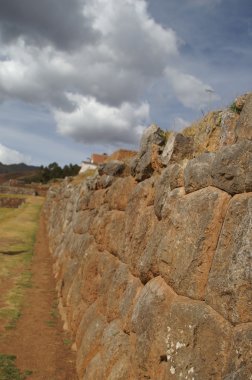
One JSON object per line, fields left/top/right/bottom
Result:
{"left": 229, "top": 102, "right": 241, "bottom": 114}
{"left": 0, "top": 354, "right": 32, "bottom": 380}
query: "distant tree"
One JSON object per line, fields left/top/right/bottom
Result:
{"left": 24, "top": 162, "right": 80, "bottom": 184}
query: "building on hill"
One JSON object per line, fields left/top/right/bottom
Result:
{"left": 91, "top": 153, "right": 108, "bottom": 165}
{"left": 108, "top": 149, "right": 137, "bottom": 161}
{"left": 79, "top": 150, "right": 137, "bottom": 174}
{"left": 79, "top": 153, "right": 108, "bottom": 174}
{"left": 79, "top": 161, "right": 97, "bottom": 174}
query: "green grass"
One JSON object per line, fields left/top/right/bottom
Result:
{"left": 0, "top": 354, "right": 32, "bottom": 380}
{"left": 63, "top": 338, "right": 72, "bottom": 346}
{"left": 0, "top": 195, "right": 43, "bottom": 330}
{"left": 45, "top": 320, "right": 56, "bottom": 328}
{"left": 229, "top": 101, "right": 241, "bottom": 114}
{"left": 0, "top": 196, "right": 43, "bottom": 254}
{"left": 45, "top": 299, "right": 59, "bottom": 328}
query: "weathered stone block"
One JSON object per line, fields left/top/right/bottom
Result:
{"left": 158, "top": 187, "right": 231, "bottom": 299}
{"left": 131, "top": 124, "right": 166, "bottom": 181}
{"left": 235, "top": 92, "right": 252, "bottom": 140}
{"left": 224, "top": 323, "right": 252, "bottom": 380}
{"left": 184, "top": 152, "right": 215, "bottom": 193}
{"left": 211, "top": 140, "right": 252, "bottom": 194}
{"left": 140, "top": 124, "right": 166, "bottom": 151}
{"left": 72, "top": 210, "right": 95, "bottom": 235}
{"left": 154, "top": 164, "right": 185, "bottom": 218}
{"left": 65, "top": 271, "right": 87, "bottom": 334}
{"left": 102, "top": 263, "right": 132, "bottom": 321}
{"left": 164, "top": 298, "right": 232, "bottom": 379}
{"left": 132, "top": 144, "right": 163, "bottom": 181}
{"left": 206, "top": 193, "right": 252, "bottom": 324}
{"left": 107, "top": 355, "right": 135, "bottom": 380}
{"left": 105, "top": 176, "right": 136, "bottom": 211}
{"left": 219, "top": 109, "right": 238, "bottom": 147}
{"left": 98, "top": 160, "right": 125, "bottom": 177}
{"left": 131, "top": 277, "right": 176, "bottom": 379}
{"left": 75, "top": 191, "right": 91, "bottom": 211}
{"left": 76, "top": 303, "right": 107, "bottom": 378}
{"left": 161, "top": 133, "right": 193, "bottom": 165}
{"left": 90, "top": 209, "right": 125, "bottom": 256}
{"left": 101, "top": 321, "right": 134, "bottom": 378}
{"left": 82, "top": 353, "right": 105, "bottom": 380}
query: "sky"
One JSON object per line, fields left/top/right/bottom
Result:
{"left": 0, "top": 0, "right": 251, "bottom": 165}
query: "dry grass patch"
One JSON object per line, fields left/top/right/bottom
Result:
{"left": 0, "top": 196, "right": 43, "bottom": 330}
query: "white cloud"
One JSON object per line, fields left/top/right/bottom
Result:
{"left": 0, "top": 0, "right": 220, "bottom": 148}
{"left": 54, "top": 94, "right": 149, "bottom": 145}
{"left": 0, "top": 143, "right": 30, "bottom": 164}
{"left": 0, "top": 0, "right": 179, "bottom": 109}
{"left": 165, "top": 68, "right": 220, "bottom": 110}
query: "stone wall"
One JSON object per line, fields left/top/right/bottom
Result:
{"left": 44, "top": 94, "right": 252, "bottom": 380}
{"left": 0, "top": 185, "right": 36, "bottom": 196}
{"left": 0, "top": 197, "right": 26, "bottom": 208}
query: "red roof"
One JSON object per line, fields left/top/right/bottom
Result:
{"left": 91, "top": 154, "right": 108, "bottom": 165}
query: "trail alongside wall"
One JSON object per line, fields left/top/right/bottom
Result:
{"left": 44, "top": 94, "right": 252, "bottom": 380}
{"left": 0, "top": 215, "right": 77, "bottom": 380}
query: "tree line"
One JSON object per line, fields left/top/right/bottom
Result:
{"left": 26, "top": 162, "right": 80, "bottom": 184}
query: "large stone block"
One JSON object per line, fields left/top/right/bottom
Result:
{"left": 158, "top": 187, "right": 231, "bottom": 299}
{"left": 76, "top": 303, "right": 107, "bottom": 378}
{"left": 154, "top": 164, "right": 185, "bottom": 219}
{"left": 88, "top": 188, "right": 106, "bottom": 209}
{"left": 65, "top": 270, "right": 87, "bottom": 334}
{"left": 164, "top": 298, "right": 232, "bottom": 379}
{"left": 161, "top": 133, "right": 193, "bottom": 165}
{"left": 82, "top": 353, "right": 105, "bottom": 380}
{"left": 106, "top": 355, "right": 135, "bottom": 380}
{"left": 132, "top": 144, "right": 163, "bottom": 181}
{"left": 90, "top": 209, "right": 125, "bottom": 257}
{"left": 219, "top": 109, "right": 239, "bottom": 147}
{"left": 98, "top": 160, "right": 126, "bottom": 177}
{"left": 79, "top": 244, "right": 103, "bottom": 306}
{"left": 75, "top": 185, "right": 91, "bottom": 212}
{"left": 211, "top": 140, "right": 252, "bottom": 194}
{"left": 224, "top": 323, "right": 252, "bottom": 380}
{"left": 131, "top": 125, "right": 166, "bottom": 181}
{"left": 184, "top": 152, "right": 215, "bottom": 193}
{"left": 118, "top": 274, "right": 143, "bottom": 331}
{"left": 123, "top": 179, "right": 157, "bottom": 272}
{"left": 124, "top": 206, "right": 157, "bottom": 275}
{"left": 235, "top": 92, "right": 252, "bottom": 140}
{"left": 101, "top": 321, "right": 135, "bottom": 379}
{"left": 131, "top": 277, "right": 176, "bottom": 379}
{"left": 206, "top": 193, "right": 252, "bottom": 324}
{"left": 101, "top": 263, "right": 133, "bottom": 322}
{"left": 105, "top": 176, "right": 136, "bottom": 211}
{"left": 137, "top": 220, "right": 166, "bottom": 284}
{"left": 72, "top": 209, "right": 95, "bottom": 235}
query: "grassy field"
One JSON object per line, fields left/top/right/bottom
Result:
{"left": 0, "top": 195, "right": 43, "bottom": 331}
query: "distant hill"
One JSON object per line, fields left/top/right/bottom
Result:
{"left": 0, "top": 162, "right": 39, "bottom": 174}
{"left": 0, "top": 163, "right": 40, "bottom": 185}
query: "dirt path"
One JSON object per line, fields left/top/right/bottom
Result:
{"left": 0, "top": 214, "right": 77, "bottom": 380}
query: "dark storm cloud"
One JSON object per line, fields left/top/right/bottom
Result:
{"left": 0, "top": 0, "right": 251, "bottom": 165}
{"left": 0, "top": 0, "right": 97, "bottom": 50}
